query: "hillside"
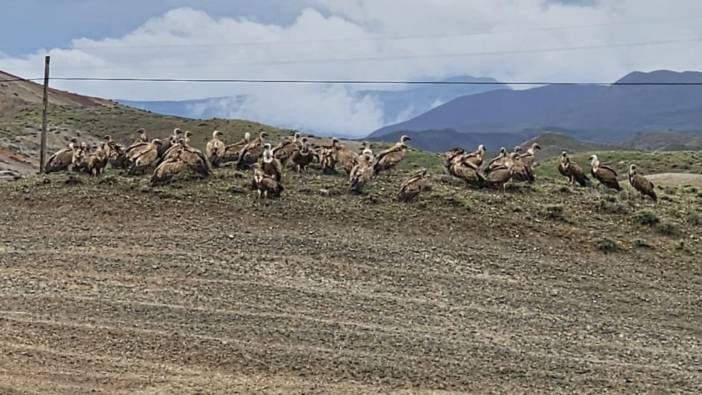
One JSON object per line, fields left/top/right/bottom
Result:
{"left": 0, "top": 71, "right": 288, "bottom": 175}
{"left": 0, "top": 149, "right": 700, "bottom": 393}
{"left": 370, "top": 70, "right": 702, "bottom": 151}
{"left": 0, "top": 70, "right": 113, "bottom": 110}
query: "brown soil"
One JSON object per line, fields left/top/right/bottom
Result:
{"left": 0, "top": 169, "right": 700, "bottom": 394}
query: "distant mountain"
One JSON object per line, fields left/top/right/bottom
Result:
{"left": 358, "top": 75, "right": 508, "bottom": 124}
{"left": 118, "top": 75, "right": 506, "bottom": 126}
{"left": 370, "top": 70, "right": 702, "bottom": 151}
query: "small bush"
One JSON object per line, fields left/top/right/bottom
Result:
{"left": 687, "top": 212, "right": 702, "bottom": 227}
{"left": 633, "top": 210, "right": 659, "bottom": 226}
{"left": 655, "top": 222, "right": 680, "bottom": 236}
{"left": 542, "top": 205, "right": 564, "bottom": 221}
{"left": 595, "top": 238, "right": 619, "bottom": 254}
{"left": 597, "top": 199, "right": 629, "bottom": 215}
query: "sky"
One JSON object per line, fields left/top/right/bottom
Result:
{"left": 2, "top": 0, "right": 702, "bottom": 135}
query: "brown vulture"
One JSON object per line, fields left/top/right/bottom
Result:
{"left": 589, "top": 155, "right": 621, "bottom": 191}
{"left": 373, "top": 135, "right": 411, "bottom": 174}
{"left": 628, "top": 164, "right": 657, "bottom": 202}
{"left": 349, "top": 153, "right": 375, "bottom": 194}
{"left": 253, "top": 166, "right": 284, "bottom": 199}
{"left": 558, "top": 152, "right": 590, "bottom": 187}
{"left": 261, "top": 143, "right": 283, "bottom": 181}
{"left": 206, "top": 130, "right": 226, "bottom": 167}
{"left": 398, "top": 168, "right": 431, "bottom": 202}
{"left": 236, "top": 131, "right": 268, "bottom": 169}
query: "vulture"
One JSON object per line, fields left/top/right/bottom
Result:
{"left": 179, "top": 131, "right": 210, "bottom": 178}
{"left": 444, "top": 148, "right": 484, "bottom": 185}
{"left": 463, "top": 144, "right": 486, "bottom": 168}
{"left": 289, "top": 138, "right": 315, "bottom": 172}
{"left": 334, "top": 142, "right": 359, "bottom": 175}
{"left": 589, "top": 155, "right": 621, "bottom": 191}
{"left": 558, "top": 152, "right": 590, "bottom": 187}
{"left": 206, "top": 130, "right": 226, "bottom": 167}
{"left": 319, "top": 138, "right": 339, "bottom": 174}
{"left": 151, "top": 148, "right": 187, "bottom": 186}
{"left": 126, "top": 129, "right": 154, "bottom": 161}
{"left": 398, "top": 168, "right": 431, "bottom": 202}
{"left": 85, "top": 143, "right": 108, "bottom": 176}
{"left": 128, "top": 139, "right": 160, "bottom": 175}
{"left": 443, "top": 148, "right": 465, "bottom": 174}
{"left": 520, "top": 143, "right": 542, "bottom": 168}
{"left": 510, "top": 153, "right": 535, "bottom": 183}
{"left": 349, "top": 153, "right": 375, "bottom": 194}
{"left": 71, "top": 143, "right": 89, "bottom": 173}
{"left": 273, "top": 132, "right": 302, "bottom": 164}
{"left": 261, "top": 143, "right": 282, "bottom": 181}
{"left": 487, "top": 147, "right": 508, "bottom": 170}
{"left": 484, "top": 162, "right": 514, "bottom": 191}
{"left": 236, "top": 131, "right": 268, "bottom": 169}
{"left": 221, "top": 132, "right": 251, "bottom": 164}
{"left": 103, "top": 136, "right": 127, "bottom": 170}
{"left": 134, "top": 128, "right": 148, "bottom": 144}
{"left": 373, "top": 135, "right": 410, "bottom": 174}
{"left": 253, "top": 166, "right": 284, "bottom": 199}
{"left": 45, "top": 138, "right": 78, "bottom": 173}
{"left": 628, "top": 164, "right": 657, "bottom": 202}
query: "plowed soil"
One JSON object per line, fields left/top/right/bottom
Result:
{"left": 1, "top": 171, "right": 700, "bottom": 394}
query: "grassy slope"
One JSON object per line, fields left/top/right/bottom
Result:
{"left": 0, "top": 103, "right": 288, "bottom": 150}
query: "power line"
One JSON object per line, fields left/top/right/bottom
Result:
{"left": 4, "top": 76, "right": 702, "bottom": 86}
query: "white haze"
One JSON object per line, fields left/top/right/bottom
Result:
{"left": 2, "top": 0, "right": 702, "bottom": 135}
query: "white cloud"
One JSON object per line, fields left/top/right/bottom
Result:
{"left": 3, "top": 1, "right": 702, "bottom": 135}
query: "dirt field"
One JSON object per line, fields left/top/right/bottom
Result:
{"left": 1, "top": 169, "right": 701, "bottom": 394}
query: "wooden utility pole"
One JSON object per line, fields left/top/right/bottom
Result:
{"left": 39, "top": 55, "right": 50, "bottom": 173}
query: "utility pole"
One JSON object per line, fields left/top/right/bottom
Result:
{"left": 39, "top": 55, "right": 50, "bottom": 173}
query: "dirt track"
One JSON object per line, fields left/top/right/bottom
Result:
{"left": 1, "top": 174, "right": 701, "bottom": 394}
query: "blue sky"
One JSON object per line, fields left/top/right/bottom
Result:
{"left": 1, "top": 0, "right": 306, "bottom": 55}
{"left": 2, "top": 0, "right": 702, "bottom": 135}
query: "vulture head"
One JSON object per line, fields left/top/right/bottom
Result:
{"left": 532, "top": 143, "right": 542, "bottom": 151}
{"left": 499, "top": 147, "right": 507, "bottom": 156}
{"left": 259, "top": 131, "right": 269, "bottom": 139}
{"left": 213, "top": 130, "right": 223, "bottom": 139}
{"left": 629, "top": 164, "right": 638, "bottom": 175}
{"left": 477, "top": 144, "right": 486, "bottom": 154}
{"left": 173, "top": 128, "right": 183, "bottom": 136}
{"left": 400, "top": 135, "right": 412, "bottom": 144}
{"left": 589, "top": 154, "right": 599, "bottom": 167}
{"left": 263, "top": 143, "right": 273, "bottom": 161}
{"left": 103, "top": 135, "right": 112, "bottom": 142}
{"left": 513, "top": 146, "right": 523, "bottom": 153}
{"left": 244, "top": 132, "right": 251, "bottom": 142}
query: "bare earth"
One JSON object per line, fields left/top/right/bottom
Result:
{"left": 0, "top": 171, "right": 701, "bottom": 394}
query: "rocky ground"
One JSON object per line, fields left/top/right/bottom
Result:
{"left": 0, "top": 164, "right": 701, "bottom": 394}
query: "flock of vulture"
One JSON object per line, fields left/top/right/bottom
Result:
{"left": 42, "top": 128, "right": 658, "bottom": 203}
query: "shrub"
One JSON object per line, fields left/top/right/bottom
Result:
{"left": 687, "top": 212, "right": 702, "bottom": 227}
{"left": 595, "top": 238, "right": 619, "bottom": 254}
{"left": 633, "top": 210, "right": 659, "bottom": 226}
{"left": 655, "top": 222, "right": 680, "bottom": 237}
{"left": 542, "top": 205, "right": 564, "bottom": 221}
{"left": 597, "top": 199, "right": 629, "bottom": 215}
